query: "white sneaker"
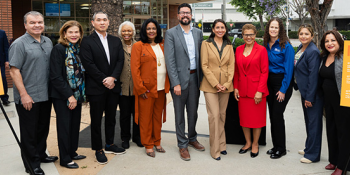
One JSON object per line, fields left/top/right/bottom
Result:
{"left": 298, "top": 150, "right": 305, "bottom": 155}
{"left": 300, "top": 157, "right": 312, "bottom": 164}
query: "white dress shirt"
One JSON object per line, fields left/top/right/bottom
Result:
{"left": 96, "top": 31, "right": 110, "bottom": 64}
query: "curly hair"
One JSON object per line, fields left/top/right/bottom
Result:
{"left": 263, "top": 17, "right": 290, "bottom": 49}
{"left": 320, "top": 30, "right": 344, "bottom": 58}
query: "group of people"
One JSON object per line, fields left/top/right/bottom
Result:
{"left": 5, "top": 2, "right": 349, "bottom": 175}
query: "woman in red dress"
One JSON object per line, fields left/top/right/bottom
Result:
{"left": 234, "top": 24, "right": 269, "bottom": 158}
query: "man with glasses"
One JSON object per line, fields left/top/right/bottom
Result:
{"left": 164, "top": 3, "right": 204, "bottom": 161}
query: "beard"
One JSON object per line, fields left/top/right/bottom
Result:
{"left": 179, "top": 17, "right": 191, "bottom": 25}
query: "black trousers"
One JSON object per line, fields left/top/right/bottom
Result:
{"left": 52, "top": 98, "right": 81, "bottom": 165}
{"left": 266, "top": 73, "right": 293, "bottom": 152}
{"left": 16, "top": 100, "right": 52, "bottom": 170}
{"left": 0, "top": 65, "right": 8, "bottom": 102}
{"left": 119, "top": 95, "right": 140, "bottom": 142}
{"left": 324, "top": 89, "right": 350, "bottom": 171}
{"left": 88, "top": 90, "right": 119, "bottom": 150}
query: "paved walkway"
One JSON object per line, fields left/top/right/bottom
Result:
{"left": 0, "top": 88, "right": 338, "bottom": 175}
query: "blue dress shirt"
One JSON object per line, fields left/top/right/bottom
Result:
{"left": 181, "top": 25, "right": 196, "bottom": 70}
{"left": 266, "top": 39, "right": 295, "bottom": 93}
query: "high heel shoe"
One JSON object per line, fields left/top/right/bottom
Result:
{"left": 325, "top": 163, "right": 336, "bottom": 170}
{"left": 239, "top": 147, "right": 251, "bottom": 154}
{"left": 220, "top": 150, "right": 227, "bottom": 155}
{"left": 251, "top": 147, "right": 259, "bottom": 158}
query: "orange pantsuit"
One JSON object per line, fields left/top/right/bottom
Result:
{"left": 130, "top": 40, "right": 170, "bottom": 149}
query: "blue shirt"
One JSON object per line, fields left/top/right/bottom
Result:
{"left": 266, "top": 39, "right": 295, "bottom": 93}
{"left": 181, "top": 25, "right": 196, "bottom": 70}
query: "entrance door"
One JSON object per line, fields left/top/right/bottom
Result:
{"left": 123, "top": 16, "right": 150, "bottom": 41}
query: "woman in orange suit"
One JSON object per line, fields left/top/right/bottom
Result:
{"left": 131, "top": 18, "right": 170, "bottom": 158}
{"left": 234, "top": 24, "right": 269, "bottom": 158}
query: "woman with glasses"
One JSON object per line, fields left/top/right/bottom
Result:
{"left": 131, "top": 18, "right": 170, "bottom": 158}
{"left": 263, "top": 17, "right": 295, "bottom": 159}
{"left": 234, "top": 24, "right": 269, "bottom": 158}
{"left": 294, "top": 24, "right": 323, "bottom": 164}
{"left": 200, "top": 19, "right": 235, "bottom": 160}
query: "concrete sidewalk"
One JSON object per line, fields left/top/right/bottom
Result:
{"left": 0, "top": 88, "right": 336, "bottom": 175}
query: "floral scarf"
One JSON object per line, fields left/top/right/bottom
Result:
{"left": 65, "top": 42, "right": 86, "bottom": 104}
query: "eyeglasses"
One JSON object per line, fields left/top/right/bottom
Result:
{"left": 243, "top": 34, "right": 256, "bottom": 38}
{"left": 178, "top": 11, "right": 191, "bottom": 16}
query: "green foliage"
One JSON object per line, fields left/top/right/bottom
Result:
{"left": 203, "top": 36, "right": 263, "bottom": 48}
{"left": 340, "top": 31, "right": 350, "bottom": 39}
{"left": 293, "top": 47, "right": 298, "bottom": 53}
{"left": 288, "top": 31, "right": 298, "bottom": 39}
{"left": 252, "top": 22, "right": 267, "bottom": 31}
{"left": 229, "top": 0, "right": 264, "bottom": 21}
{"left": 256, "top": 30, "right": 265, "bottom": 37}
{"left": 226, "top": 20, "right": 235, "bottom": 30}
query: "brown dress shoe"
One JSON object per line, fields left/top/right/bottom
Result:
{"left": 331, "top": 168, "right": 342, "bottom": 175}
{"left": 189, "top": 141, "right": 205, "bottom": 151}
{"left": 325, "top": 163, "right": 336, "bottom": 170}
{"left": 179, "top": 148, "right": 191, "bottom": 161}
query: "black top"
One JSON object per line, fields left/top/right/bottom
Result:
{"left": 319, "top": 61, "right": 338, "bottom": 96}
{"left": 207, "top": 37, "right": 227, "bottom": 59}
{"left": 49, "top": 43, "right": 74, "bottom": 100}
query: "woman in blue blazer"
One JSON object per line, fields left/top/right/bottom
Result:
{"left": 294, "top": 24, "right": 323, "bottom": 163}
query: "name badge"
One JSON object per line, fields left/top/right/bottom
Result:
{"left": 274, "top": 48, "right": 280, "bottom": 52}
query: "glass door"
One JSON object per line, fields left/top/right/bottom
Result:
{"left": 123, "top": 16, "right": 150, "bottom": 41}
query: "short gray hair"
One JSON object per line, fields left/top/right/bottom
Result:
{"left": 92, "top": 11, "right": 108, "bottom": 21}
{"left": 118, "top": 21, "right": 136, "bottom": 38}
{"left": 24, "top": 11, "right": 44, "bottom": 24}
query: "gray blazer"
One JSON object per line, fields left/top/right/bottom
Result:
{"left": 164, "top": 24, "right": 203, "bottom": 89}
{"left": 320, "top": 55, "right": 343, "bottom": 95}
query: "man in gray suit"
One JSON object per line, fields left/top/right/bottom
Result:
{"left": 164, "top": 3, "right": 204, "bottom": 161}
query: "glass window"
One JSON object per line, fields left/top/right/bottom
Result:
{"left": 32, "top": 1, "right": 43, "bottom": 14}
{"left": 76, "top": 18, "right": 91, "bottom": 34}
{"left": 76, "top": 3, "right": 90, "bottom": 17}
{"left": 44, "top": 18, "right": 60, "bottom": 32}
{"left": 44, "top": 33, "right": 59, "bottom": 45}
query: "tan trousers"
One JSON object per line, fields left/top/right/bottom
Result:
{"left": 204, "top": 92, "right": 230, "bottom": 159}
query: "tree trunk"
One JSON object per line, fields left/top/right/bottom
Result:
{"left": 259, "top": 13, "right": 264, "bottom": 31}
{"left": 91, "top": 0, "right": 123, "bottom": 37}
{"left": 306, "top": 0, "right": 334, "bottom": 49}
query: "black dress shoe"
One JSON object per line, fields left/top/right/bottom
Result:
{"left": 251, "top": 148, "right": 259, "bottom": 158}
{"left": 270, "top": 150, "right": 286, "bottom": 159}
{"left": 41, "top": 156, "right": 58, "bottom": 163}
{"left": 62, "top": 162, "right": 79, "bottom": 169}
{"left": 266, "top": 148, "right": 275, "bottom": 155}
{"left": 2, "top": 100, "right": 10, "bottom": 106}
{"left": 220, "top": 150, "right": 227, "bottom": 155}
{"left": 133, "top": 140, "right": 144, "bottom": 147}
{"left": 122, "top": 141, "right": 130, "bottom": 149}
{"left": 239, "top": 147, "right": 251, "bottom": 154}
{"left": 72, "top": 155, "right": 86, "bottom": 160}
{"left": 26, "top": 167, "right": 45, "bottom": 175}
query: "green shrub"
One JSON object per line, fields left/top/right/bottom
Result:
{"left": 339, "top": 31, "right": 350, "bottom": 39}
{"left": 288, "top": 31, "right": 298, "bottom": 39}
{"left": 293, "top": 47, "right": 298, "bottom": 53}
{"left": 202, "top": 36, "right": 263, "bottom": 48}
{"left": 256, "top": 30, "right": 265, "bottom": 38}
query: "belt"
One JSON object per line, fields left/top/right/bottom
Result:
{"left": 190, "top": 69, "right": 197, "bottom": 74}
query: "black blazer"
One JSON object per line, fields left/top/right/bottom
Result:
{"left": 49, "top": 44, "right": 74, "bottom": 100}
{"left": 80, "top": 31, "right": 124, "bottom": 95}
{"left": 0, "top": 30, "right": 9, "bottom": 66}
{"left": 294, "top": 42, "right": 322, "bottom": 103}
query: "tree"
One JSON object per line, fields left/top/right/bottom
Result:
{"left": 306, "top": 0, "right": 334, "bottom": 48}
{"left": 229, "top": 0, "right": 266, "bottom": 30}
{"left": 290, "top": 0, "right": 309, "bottom": 25}
{"left": 91, "top": 0, "right": 123, "bottom": 36}
{"left": 262, "top": 0, "right": 334, "bottom": 48}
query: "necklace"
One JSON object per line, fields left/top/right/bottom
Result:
{"left": 126, "top": 44, "right": 132, "bottom": 47}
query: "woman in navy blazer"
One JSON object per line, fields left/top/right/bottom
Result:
{"left": 294, "top": 24, "right": 323, "bottom": 163}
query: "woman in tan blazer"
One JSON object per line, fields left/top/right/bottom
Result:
{"left": 131, "top": 18, "right": 170, "bottom": 158}
{"left": 200, "top": 19, "right": 235, "bottom": 160}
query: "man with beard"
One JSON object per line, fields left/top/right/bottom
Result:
{"left": 164, "top": 3, "right": 204, "bottom": 161}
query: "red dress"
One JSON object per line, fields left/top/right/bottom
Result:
{"left": 233, "top": 42, "right": 269, "bottom": 128}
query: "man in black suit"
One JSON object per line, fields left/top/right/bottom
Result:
{"left": 0, "top": 29, "right": 10, "bottom": 106}
{"left": 80, "top": 11, "right": 125, "bottom": 165}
